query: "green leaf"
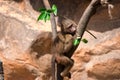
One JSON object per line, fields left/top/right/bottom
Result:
{"left": 39, "top": 8, "right": 46, "bottom": 12}
{"left": 73, "top": 37, "right": 81, "bottom": 46}
{"left": 43, "top": 13, "right": 50, "bottom": 22}
{"left": 46, "top": 13, "right": 50, "bottom": 20}
{"left": 37, "top": 12, "right": 47, "bottom": 21}
{"left": 47, "top": 9, "right": 54, "bottom": 13}
{"left": 37, "top": 5, "right": 57, "bottom": 22}
{"left": 52, "top": 4, "right": 57, "bottom": 15}
{"left": 82, "top": 38, "right": 88, "bottom": 43}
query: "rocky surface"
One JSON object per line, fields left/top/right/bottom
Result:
{"left": 0, "top": 0, "right": 120, "bottom": 80}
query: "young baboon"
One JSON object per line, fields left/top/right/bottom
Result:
{"left": 51, "top": 16, "right": 77, "bottom": 80}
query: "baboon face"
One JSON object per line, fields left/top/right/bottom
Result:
{"left": 61, "top": 18, "right": 77, "bottom": 35}
{"left": 63, "top": 24, "right": 76, "bottom": 35}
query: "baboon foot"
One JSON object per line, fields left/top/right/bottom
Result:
{"left": 61, "top": 72, "right": 71, "bottom": 78}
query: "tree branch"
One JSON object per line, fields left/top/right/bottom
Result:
{"left": 76, "top": 0, "right": 100, "bottom": 38}
{"left": 42, "top": 0, "right": 57, "bottom": 40}
{"left": 0, "top": 60, "right": 4, "bottom": 80}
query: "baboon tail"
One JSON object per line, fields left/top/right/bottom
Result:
{"left": 51, "top": 56, "right": 57, "bottom": 80}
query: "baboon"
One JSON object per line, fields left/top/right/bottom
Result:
{"left": 30, "top": 16, "right": 77, "bottom": 80}
{"left": 51, "top": 16, "right": 77, "bottom": 80}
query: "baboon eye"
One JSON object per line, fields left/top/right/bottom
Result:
{"left": 67, "top": 24, "right": 73, "bottom": 29}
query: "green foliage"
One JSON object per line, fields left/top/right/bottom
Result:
{"left": 39, "top": 8, "right": 47, "bottom": 12}
{"left": 82, "top": 38, "right": 88, "bottom": 43}
{"left": 73, "top": 37, "right": 88, "bottom": 46}
{"left": 73, "top": 37, "right": 81, "bottom": 46}
{"left": 37, "top": 5, "right": 57, "bottom": 22}
{"left": 52, "top": 4, "right": 57, "bottom": 15}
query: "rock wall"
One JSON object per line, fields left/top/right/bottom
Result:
{"left": 0, "top": 0, "right": 120, "bottom": 80}
{"left": 0, "top": 1, "right": 52, "bottom": 80}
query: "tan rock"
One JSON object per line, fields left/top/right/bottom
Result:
{"left": 0, "top": 0, "right": 120, "bottom": 80}
{"left": 87, "top": 59, "right": 120, "bottom": 80}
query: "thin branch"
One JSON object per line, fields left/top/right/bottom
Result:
{"left": 0, "top": 61, "right": 4, "bottom": 80}
{"left": 42, "top": 1, "right": 60, "bottom": 80}
{"left": 42, "top": 0, "right": 57, "bottom": 40}
{"left": 86, "top": 30, "right": 97, "bottom": 39}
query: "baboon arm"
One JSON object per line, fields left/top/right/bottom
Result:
{"left": 63, "top": 35, "right": 73, "bottom": 53}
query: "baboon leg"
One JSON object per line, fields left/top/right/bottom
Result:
{"left": 66, "top": 72, "right": 71, "bottom": 78}
{"left": 55, "top": 56, "right": 74, "bottom": 77}
{"left": 61, "top": 58, "right": 74, "bottom": 77}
